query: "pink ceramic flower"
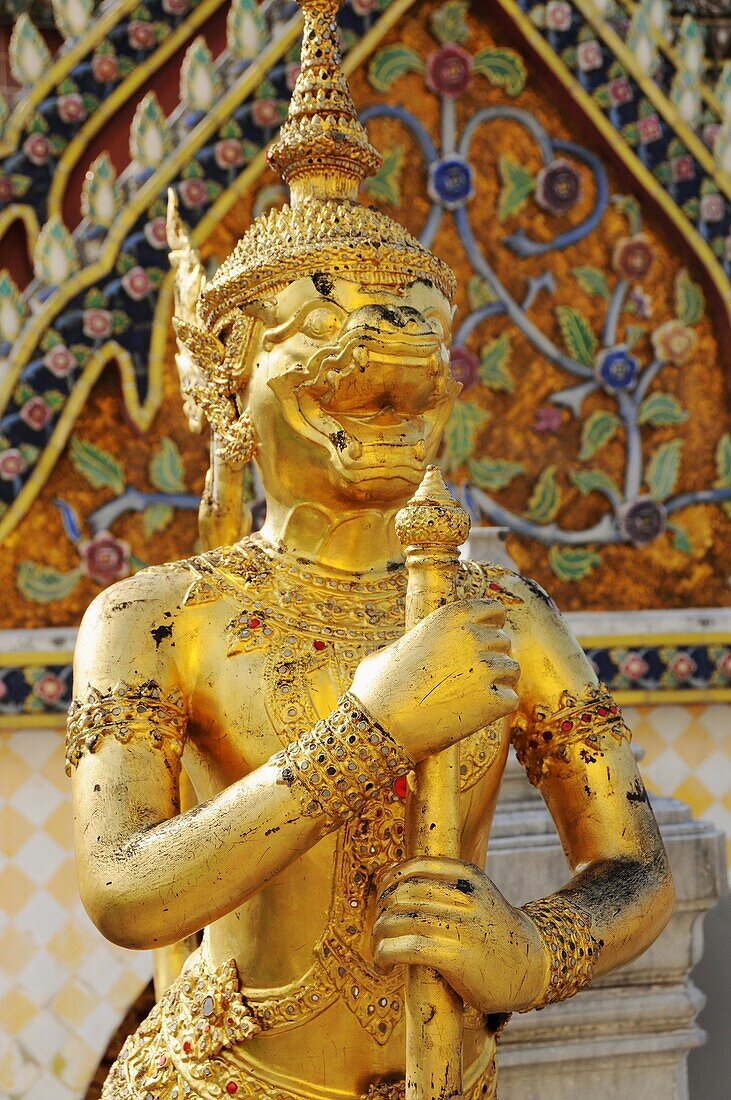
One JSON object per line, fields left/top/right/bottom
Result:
{"left": 79, "top": 531, "right": 131, "bottom": 585}
{"left": 545, "top": 1, "right": 572, "bottom": 31}
{"left": 0, "top": 448, "right": 27, "bottom": 480}
{"left": 57, "top": 94, "right": 86, "bottom": 125}
{"left": 608, "top": 78, "right": 633, "bottom": 107}
{"left": 121, "top": 266, "right": 152, "bottom": 301}
{"left": 651, "top": 320, "right": 697, "bottom": 366}
{"left": 612, "top": 234, "right": 654, "bottom": 280}
{"left": 425, "top": 44, "right": 474, "bottom": 99}
{"left": 214, "top": 139, "right": 245, "bottom": 170}
{"left": 668, "top": 653, "right": 696, "bottom": 682}
{"left": 670, "top": 155, "right": 694, "bottom": 183}
{"left": 351, "top": 0, "right": 379, "bottom": 13}
{"left": 144, "top": 217, "right": 168, "bottom": 250}
{"left": 251, "top": 98, "right": 281, "bottom": 127}
{"left": 92, "top": 53, "right": 118, "bottom": 83}
{"left": 638, "top": 114, "right": 662, "bottom": 144}
{"left": 23, "top": 133, "right": 51, "bottom": 166}
{"left": 83, "top": 308, "right": 113, "bottom": 340}
{"left": 162, "top": 0, "right": 189, "bottom": 13}
{"left": 44, "top": 344, "right": 76, "bottom": 378}
{"left": 33, "top": 672, "right": 65, "bottom": 703}
{"left": 20, "top": 396, "right": 52, "bottom": 431}
{"left": 700, "top": 193, "right": 724, "bottom": 223}
{"left": 178, "top": 178, "right": 207, "bottom": 208}
{"left": 577, "top": 39, "right": 602, "bottom": 72}
{"left": 0, "top": 176, "right": 13, "bottom": 203}
{"left": 128, "top": 20, "right": 156, "bottom": 50}
{"left": 533, "top": 405, "right": 563, "bottom": 433}
{"left": 619, "top": 653, "right": 649, "bottom": 682}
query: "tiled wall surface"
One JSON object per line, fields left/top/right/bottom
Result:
{"left": 0, "top": 729, "right": 150, "bottom": 1100}
{"left": 1, "top": 703, "right": 729, "bottom": 1098}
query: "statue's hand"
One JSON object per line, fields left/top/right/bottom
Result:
{"left": 351, "top": 599, "right": 519, "bottom": 762}
{"left": 372, "top": 857, "right": 547, "bottom": 1014}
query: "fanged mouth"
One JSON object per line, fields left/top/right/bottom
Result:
{"left": 290, "top": 329, "right": 458, "bottom": 468}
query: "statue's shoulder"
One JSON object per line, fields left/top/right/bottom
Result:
{"left": 458, "top": 558, "right": 561, "bottom": 618}
{"left": 137, "top": 536, "right": 275, "bottom": 609}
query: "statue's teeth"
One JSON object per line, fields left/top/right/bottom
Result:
{"left": 414, "top": 440, "right": 426, "bottom": 460}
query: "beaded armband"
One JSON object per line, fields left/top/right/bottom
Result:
{"left": 272, "top": 692, "right": 414, "bottom": 825}
{"left": 65, "top": 680, "right": 188, "bottom": 776}
{"left": 511, "top": 683, "right": 630, "bottom": 787}
{"left": 521, "top": 894, "right": 602, "bottom": 1010}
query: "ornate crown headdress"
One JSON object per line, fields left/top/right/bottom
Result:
{"left": 198, "top": 0, "right": 456, "bottom": 336}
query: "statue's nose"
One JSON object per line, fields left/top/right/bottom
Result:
{"left": 344, "top": 304, "right": 436, "bottom": 339}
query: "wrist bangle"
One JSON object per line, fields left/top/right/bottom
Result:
{"left": 521, "top": 894, "right": 602, "bottom": 1010}
{"left": 271, "top": 692, "right": 414, "bottom": 825}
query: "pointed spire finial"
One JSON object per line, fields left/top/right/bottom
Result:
{"left": 267, "top": 0, "right": 382, "bottom": 203}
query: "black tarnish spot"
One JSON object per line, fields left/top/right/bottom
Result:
{"left": 626, "top": 779, "right": 649, "bottom": 804}
{"left": 151, "top": 623, "right": 173, "bottom": 648}
{"left": 328, "top": 430, "right": 348, "bottom": 451}
{"left": 94, "top": 784, "right": 101, "bottom": 792}
{"left": 455, "top": 878, "right": 474, "bottom": 895}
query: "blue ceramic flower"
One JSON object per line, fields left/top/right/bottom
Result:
{"left": 596, "top": 346, "right": 638, "bottom": 392}
{"left": 428, "top": 156, "right": 475, "bottom": 210}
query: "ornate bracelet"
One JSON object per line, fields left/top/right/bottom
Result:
{"left": 65, "top": 680, "right": 188, "bottom": 775}
{"left": 271, "top": 692, "right": 414, "bottom": 825}
{"left": 511, "top": 682, "right": 630, "bottom": 787}
{"left": 521, "top": 894, "right": 602, "bottom": 1010}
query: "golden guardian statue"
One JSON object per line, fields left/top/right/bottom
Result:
{"left": 68, "top": 2, "right": 674, "bottom": 1098}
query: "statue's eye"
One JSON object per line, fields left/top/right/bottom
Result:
{"left": 302, "top": 308, "right": 341, "bottom": 340}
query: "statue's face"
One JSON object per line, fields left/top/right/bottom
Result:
{"left": 245, "top": 276, "right": 459, "bottom": 507}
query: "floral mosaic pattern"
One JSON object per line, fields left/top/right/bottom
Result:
{"left": 363, "top": 0, "right": 731, "bottom": 582}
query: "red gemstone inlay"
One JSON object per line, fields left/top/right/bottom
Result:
{"left": 597, "top": 706, "right": 609, "bottom": 716}
{"left": 561, "top": 720, "right": 573, "bottom": 731}
{"left": 313, "top": 640, "right": 326, "bottom": 651}
{"left": 158, "top": 1056, "right": 167, "bottom": 1067}
{"left": 227, "top": 1083, "right": 239, "bottom": 1094}
{"left": 581, "top": 712, "right": 592, "bottom": 722}
{"left": 248, "top": 618, "right": 262, "bottom": 629}
{"left": 610, "top": 705, "right": 618, "bottom": 714}
{"left": 183, "top": 1042, "right": 192, "bottom": 1053}
{"left": 488, "top": 582, "right": 502, "bottom": 592}
{"left": 393, "top": 775, "right": 408, "bottom": 799}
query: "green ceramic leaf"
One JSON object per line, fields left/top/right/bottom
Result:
{"left": 149, "top": 437, "right": 185, "bottom": 494}
{"left": 467, "top": 456, "right": 524, "bottom": 490}
{"left": 625, "top": 325, "right": 647, "bottom": 350}
{"left": 430, "top": 0, "right": 470, "bottom": 44}
{"left": 143, "top": 503, "right": 174, "bottom": 538}
{"left": 368, "top": 45, "right": 425, "bottom": 92}
{"left": 638, "top": 392, "right": 688, "bottom": 427}
{"left": 668, "top": 523, "right": 692, "bottom": 555}
{"left": 579, "top": 410, "right": 621, "bottom": 461}
{"left": 442, "top": 401, "right": 489, "bottom": 469}
{"left": 473, "top": 48, "right": 526, "bottom": 96}
{"left": 569, "top": 468, "right": 621, "bottom": 501}
{"left": 478, "top": 333, "right": 514, "bottom": 392}
{"left": 17, "top": 562, "right": 81, "bottom": 603}
{"left": 674, "top": 268, "right": 705, "bottom": 327}
{"left": 362, "top": 146, "right": 405, "bottom": 207}
{"left": 713, "top": 432, "right": 731, "bottom": 517}
{"left": 69, "top": 435, "right": 125, "bottom": 494}
{"left": 497, "top": 154, "right": 535, "bottom": 223}
{"left": 572, "top": 266, "right": 611, "bottom": 300}
{"left": 556, "top": 305, "right": 597, "bottom": 368}
{"left": 647, "top": 439, "right": 683, "bottom": 501}
{"left": 525, "top": 466, "right": 561, "bottom": 523}
{"left": 467, "top": 277, "right": 497, "bottom": 310}
{"left": 548, "top": 546, "right": 602, "bottom": 582}
{"left": 612, "top": 194, "right": 642, "bottom": 234}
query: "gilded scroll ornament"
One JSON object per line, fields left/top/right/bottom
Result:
{"left": 65, "top": 680, "right": 187, "bottom": 775}
{"left": 521, "top": 894, "right": 602, "bottom": 1009}
{"left": 510, "top": 684, "right": 631, "bottom": 787}
{"left": 272, "top": 692, "right": 414, "bottom": 825}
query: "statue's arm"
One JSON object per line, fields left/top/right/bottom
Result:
{"left": 70, "top": 573, "right": 411, "bottom": 951}
{"left": 504, "top": 575, "right": 675, "bottom": 980}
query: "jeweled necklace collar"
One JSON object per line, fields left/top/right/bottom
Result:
{"left": 247, "top": 532, "right": 407, "bottom": 596}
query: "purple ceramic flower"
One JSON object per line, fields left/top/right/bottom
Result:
{"left": 617, "top": 497, "right": 667, "bottom": 546}
{"left": 533, "top": 405, "right": 562, "bottom": 433}
{"left": 612, "top": 234, "right": 654, "bottom": 281}
{"left": 425, "top": 44, "right": 474, "bottom": 99}
{"left": 535, "top": 159, "right": 581, "bottom": 215}
{"left": 449, "top": 345, "right": 478, "bottom": 389}
{"left": 79, "top": 531, "right": 131, "bottom": 585}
